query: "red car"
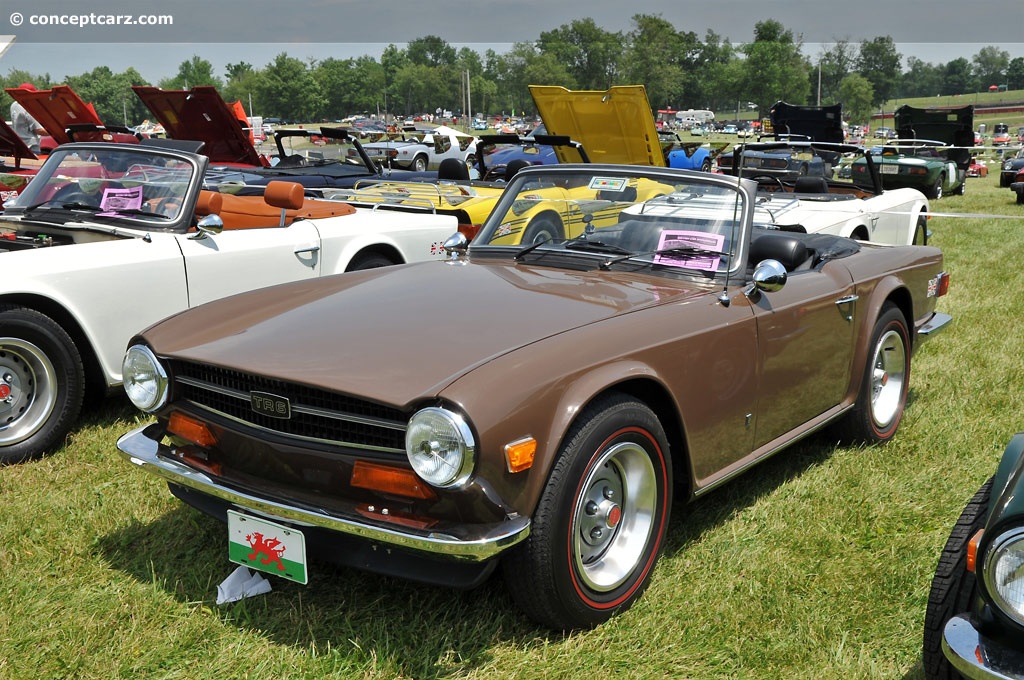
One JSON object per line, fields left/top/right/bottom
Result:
{"left": 6, "top": 84, "right": 139, "bottom": 153}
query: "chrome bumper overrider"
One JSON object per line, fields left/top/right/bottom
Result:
{"left": 918, "top": 312, "right": 952, "bottom": 338}
{"left": 943, "top": 614, "right": 1024, "bottom": 680}
{"left": 117, "top": 424, "right": 530, "bottom": 562}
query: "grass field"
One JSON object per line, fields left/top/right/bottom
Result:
{"left": 2, "top": 171, "right": 1022, "bottom": 679}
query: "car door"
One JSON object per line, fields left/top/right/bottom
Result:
{"left": 750, "top": 261, "right": 856, "bottom": 448}
{"left": 175, "top": 221, "right": 322, "bottom": 307}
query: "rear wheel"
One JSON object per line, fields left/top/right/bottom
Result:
{"left": 521, "top": 214, "right": 563, "bottom": 244}
{"left": 502, "top": 393, "right": 672, "bottom": 630}
{"left": 0, "top": 306, "right": 85, "bottom": 464}
{"left": 931, "top": 175, "right": 944, "bottom": 200}
{"left": 922, "top": 478, "right": 991, "bottom": 680}
{"left": 834, "top": 303, "right": 909, "bottom": 443}
{"left": 913, "top": 214, "right": 928, "bottom": 245}
{"left": 348, "top": 252, "right": 396, "bottom": 271}
{"left": 412, "top": 155, "right": 428, "bottom": 172}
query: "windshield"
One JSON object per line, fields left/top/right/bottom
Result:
{"left": 473, "top": 165, "right": 750, "bottom": 277}
{"left": 10, "top": 144, "right": 199, "bottom": 226}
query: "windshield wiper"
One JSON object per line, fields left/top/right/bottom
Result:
{"left": 514, "top": 236, "right": 554, "bottom": 260}
{"left": 600, "top": 244, "right": 728, "bottom": 270}
{"left": 100, "top": 208, "right": 171, "bottom": 219}
{"left": 564, "top": 239, "right": 633, "bottom": 255}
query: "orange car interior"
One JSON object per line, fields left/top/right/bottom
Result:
{"left": 195, "top": 180, "right": 355, "bottom": 230}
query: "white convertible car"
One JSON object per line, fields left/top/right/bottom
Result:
{"left": 0, "top": 141, "right": 458, "bottom": 463}
{"left": 723, "top": 140, "right": 931, "bottom": 246}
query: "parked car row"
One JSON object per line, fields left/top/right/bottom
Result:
{"left": 14, "top": 84, "right": 1024, "bottom": 679}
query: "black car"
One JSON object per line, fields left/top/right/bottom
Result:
{"left": 1000, "top": 148, "right": 1024, "bottom": 188}
{"left": 923, "top": 433, "right": 1024, "bottom": 679}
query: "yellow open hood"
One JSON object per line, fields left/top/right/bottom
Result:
{"left": 529, "top": 85, "right": 665, "bottom": 167}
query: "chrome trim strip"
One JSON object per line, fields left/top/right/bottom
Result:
{"left": 177, "top": 375, "right": 408, "bottom": 429}
{"left": 117, "top": 424, "right": 530, "bottom": 561}
{"left": 942, "top": 614, "right": 1024, "bottom": 680}
{"left": 183, "top": 398, "right": 406, "bottom": 454}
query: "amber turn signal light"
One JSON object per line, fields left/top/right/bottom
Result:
{"left": 504, "top": 437, "right": 537, "bottom": 473}
{"left": 167, "top": 411, "right": 217, "bottom": 448}
{"left": 967, "top": 529, "right": 984, "bottom": 573}
{"left": 351, "top": 461, "right": 436, "bottom": 500}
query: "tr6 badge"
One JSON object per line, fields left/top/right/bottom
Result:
{"left": 250, "top": 391, "right": 291, "bottom": 419}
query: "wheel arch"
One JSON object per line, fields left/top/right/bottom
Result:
{"left": 845, "top": 281, "right": 914, "bottom": 403}
{"left": 343, "top": 243, "right": 404, "bottom": 271}
{"left": 0, "top": 293, "right": 106, "bottom": 398}
{"left": 535, "top": 372, "right": 692, "bottom": 504}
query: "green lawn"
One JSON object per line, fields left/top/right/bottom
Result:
{"left": 1, "top": 173, "right": 1019, "bottom": 679}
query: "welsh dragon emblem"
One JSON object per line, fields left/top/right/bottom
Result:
{"left": 245, "top": 531, "right": 286, "bottom": 571}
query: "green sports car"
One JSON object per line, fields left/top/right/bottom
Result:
{"left": 850, "top": 140, "right": 967, "bottom": 199}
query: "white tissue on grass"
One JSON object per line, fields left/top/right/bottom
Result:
{"left": 216, "top": 565, "right": 273, "bottom": 604}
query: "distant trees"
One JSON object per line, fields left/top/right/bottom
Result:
{"left": 3, "top": 19, "right": 1022, "bottom": 126}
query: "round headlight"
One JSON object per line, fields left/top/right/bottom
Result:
{"left": 405, "top": 407, "right": 475, "bottom": 488}
{"left": 1004, "top": 161, "right": 1013, "bottom": 170}
{"left": 122, "top": 344, "right": 169, "bottom": 412}
{"left": 983, "top": 526, "right": 1024, "bottom": 626}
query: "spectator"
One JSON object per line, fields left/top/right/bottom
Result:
{"left": 10, "top": 82, "right": 46, "bottom": 154}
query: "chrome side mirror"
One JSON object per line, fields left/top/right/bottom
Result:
{"left": 190, "top": 214, "right": 224, "bottom": 240}
{"left": 442, "top": 231, "right": 469, "bottom": 261}
{"left": 746, "top": 259, "right": 787, "bottom": 297}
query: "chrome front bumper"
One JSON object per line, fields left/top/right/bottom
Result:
{"left": 117, "top": 423, "right": 530, "bottom": 562}
{"left": 943, "top": 614, "right": 1024, "bottom": 680}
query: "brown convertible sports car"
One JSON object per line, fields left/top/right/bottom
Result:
{"left": 118, "top": 163, "right": 951, "bottom": 629}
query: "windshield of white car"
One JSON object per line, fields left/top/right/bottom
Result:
{"left": 476, "top": 166, "right": 748, "bottom": 277}
{"left": 8, "top": 145, "right": 198, "bottom": 227}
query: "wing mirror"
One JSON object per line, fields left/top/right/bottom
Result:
{"left": 442, "top": 231, "right": 469, "bottom": 262}
{"left": 746, "top": 259, "right": 787, "bottom": 298}
{"left": 189, "top": 214, "right": 224, "bottom": 240}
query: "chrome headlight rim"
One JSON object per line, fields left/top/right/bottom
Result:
{"left": 122, "top": 344, "right": 169, "bottom": 413}
{"left": 405, "top": 406, "right": 476, "bottom": 489}
{"left": 982, "top": 525, "right": 1024, "bottom": 628}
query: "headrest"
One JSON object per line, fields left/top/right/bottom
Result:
{"left": 263, "top": 181, "right": 304, "bottom": 210}
{"left": 196, "top": 190, "right": 223, "bottom": 216}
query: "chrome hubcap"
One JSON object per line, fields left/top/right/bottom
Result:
{"left": 870, "top": 328, "right": 906, "bottom": 429}
{"left": 573, "top": 440, "right": 657, "bottom": 592}
{"left": 0, "top": 339, "right": 58, "bottom": 445}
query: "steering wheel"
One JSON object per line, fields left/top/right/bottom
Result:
{"left": 749, "top": 174, "right": 786, "bottom": 192}
{"left": 482, "top": 165, "right": 507, "bottom": 182}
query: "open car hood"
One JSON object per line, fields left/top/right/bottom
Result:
{"left": 5, "top": 85, "right": 104, "bottom": 145}
{"left": 0, "top": 117, "right": 37, "bottom": 165}
{"left": 769, "top": 101, "right": 845, "bottom": 143}
{"left": 895, "top": 104, "right": 974, "bottom": 146}
{"left": 529, "top": 85, "right": 666, "bottom": 167}
{"left": 132, "top": 85, "right": 262, "bottom": 166}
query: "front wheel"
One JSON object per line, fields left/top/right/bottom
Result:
{"left": 502, "top": 393, "right": 672, "bottom": 630}
{"left": 833, "top": 303, "right": 910, "bottom": 443}
{"left": 922, "top": 478, "right": 991, "bottom": 680}
{"left": 0, "top": 306, "right": 85, "bottom": 464}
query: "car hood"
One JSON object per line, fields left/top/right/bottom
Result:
{"left": 529, "top": 85, "right": 666, "bottom": 167}
{"left": 132, "top": 85, "right": 262, "bottom": 166}
{"left": 0, "top": 117, "right": 37, "bottom": 164}
{"left": 142, "top": 259, "right": 707, "bottom": 408}
{"left": 5, "top": 85, "right": 104, "bottom": 145}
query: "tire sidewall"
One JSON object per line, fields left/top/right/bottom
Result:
{"left": 0, "top": 306, "right": 84, "bottom": 463}
{"left": 544, "top": 402, "right": 671, "bottom": 625}
{"left": 866, "top": 307, "right": 910, "bottom": 441}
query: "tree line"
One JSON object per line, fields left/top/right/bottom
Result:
{"left": 4, "top": 16, "right": 1023, "bottom": 128}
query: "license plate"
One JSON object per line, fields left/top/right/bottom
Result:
{"left": 880, "top": 164, "right": 899, "bottom": 175}
{"left": 227, "top": 510, "right": 308, "bottom": 584}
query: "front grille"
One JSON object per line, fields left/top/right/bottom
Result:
{"left": 168, "top": 360, "right": 407, "bottom": 452}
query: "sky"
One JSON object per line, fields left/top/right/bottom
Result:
{"left": 2, "top": 0, "right": 1023, "bottom": 83}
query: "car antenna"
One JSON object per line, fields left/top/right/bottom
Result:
{"left": 718, "top": 142, "right": 748, "bottom": 308}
